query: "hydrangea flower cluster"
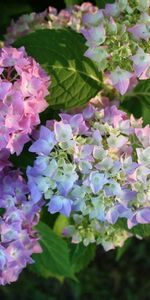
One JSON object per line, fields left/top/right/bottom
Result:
{"left": 0, "top": 46, "right": 50, "bottom": 155}
{"left": 47, "top": 2, "right": 97, "bottom": 31}
{"left": 27, "top": 101, "right": 150, "bottom": 249}
{"left": 0, "top": 162, "right": 42, "bottom": 285}
{"left": 4, "top": 3, "right": 97, "bottom": 45}
{"left": 5, "top": 1, "right": 150, "bottom": 96}
{"left": 81, "top": 0, "right": 150, "bottom": 94}
{"left": 5, "top": 10, "right": 48, "bottom": 45}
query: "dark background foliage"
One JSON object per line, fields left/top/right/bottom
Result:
{"left": 0, "top": 0, "right": 150, "bottom": 299}
{"left": 0, "top": 0, "right": 64, "bottom": 39}
{"left": 0, "top": 0, "right": 101, "bottom": 39}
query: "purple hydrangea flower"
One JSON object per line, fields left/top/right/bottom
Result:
{"left": 27, "top": 100, "right": 150, "bottom": 249}
{"left": 0, "top": 165, "right": 42, "bottom": 285}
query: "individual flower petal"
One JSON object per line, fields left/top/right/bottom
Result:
{"left": 84, "top": 46, "right": 109, "bottom": 69}
{"left": 81, "top": 24, "right": 106, "bottom": 47}
{"left": 48, "top": 195, "right": 72, "bottom": 217}
{"left": 29, "top": 127, "right": 56, "bottom": 155}
{"left": 6, "top": 133, "right": 30, "bottom": 155}
{"left": 128, "top": 24, "right": 150, "bottom": 40}
{"left": 89, "top": 171, "right": 108, "bottom": 194}
{"left": 82, "top": 10, "right": 103, "bottom": 26}
{"left": 131, "top": 48, "right": 150, "bottom": 77}
{"left": 109, "top": 67, "right": 133, "bottom": 95}
{"left": 54, "top": 121, "right": 73, "bottom": 142}
{"left": 136, "top": 147, "right": 150, "bottom": 166}
{"left": 136, "top": 208, "right": 150, "bottom": 223}
{"left": 104, "top": 3, "right": 120, "bottom": 17}
{"left": 0, "top": 81, "right": 12, "bottom": 100}
{"left": 135, "top": 125, "right": 150, "bottom": 147}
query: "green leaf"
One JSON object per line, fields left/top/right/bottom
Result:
{"left": 121, "top": 79, "right": 150, "bottom": 124}
{"left": 65, "top": 0, "right": 81, "bottom": 7}
{"left": 32, "top": 222, "right": 75, "bottom": 280}
{"left": 30, "top": 257, "right": 63, "bottom": 281}
{"left": 70, "top": 243, "right": 96, "bottom": 273}
{"left": 116, "top": 238, "right": 132, "bottom": 261}
{"left": 96, "top": 0, "right": 114, "bottom": 8}
{"left": 131, "top": 224, "right": 150, "bottom": 237}
{"left": 14, "top": 28, "right": 102, "bottom": 110}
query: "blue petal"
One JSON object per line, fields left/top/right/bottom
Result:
{"left": 29, "top": 139, "right": 51, "bottom": 155}
{"left": 106, "top": 206, "right": 119, "bottom": 224}
{"left": 40, "top": 126, "right": 54, "bottom": 141}
{"left": 61, "top": 198, "right": 72, "bottom": 217}
{"left": 136, "top": 208, "right": 150, "bottom": 224}
{"left": 57, "top": 178, "right": 74, "bottom": 196}
{"left": 48, "top": 196, "right": 63, "bottom": 214}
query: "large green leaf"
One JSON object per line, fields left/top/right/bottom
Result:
{"left": 121, "top": 79, "right": 150, "bottom": 124}
{"left": 14, "top": 29, "right": 102, "bottom": 110}
{"left": 32, "top": 222, "right": 75, "bottom": 279}
{"left": 70, "top": 243, "right": 96, "bottom": 273}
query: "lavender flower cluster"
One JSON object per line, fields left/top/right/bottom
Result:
{"left": 27, "top": 101, "right": 150, "bottom": 250}
{"left": 0, "top": 154, "right": 42, "bottom": 285}
{"left": 0, "top": 46, "right": 50, "bottom": 155}
{"left": 82, "top": 0, "right": 150, "bottom": 94}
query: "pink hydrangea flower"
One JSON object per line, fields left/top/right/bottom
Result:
{"left": 135, "top": 125, "right": 150, "bottom": 147}
{"left": 0, "top": 46, "right": 50, "bottom": 155}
